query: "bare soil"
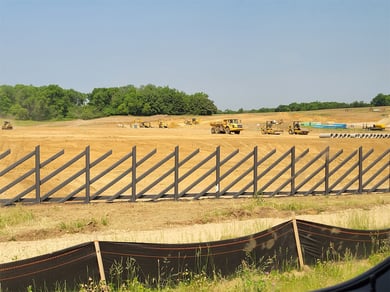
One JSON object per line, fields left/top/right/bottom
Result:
{"left": 0, "top": 108, "right": 389, "bottom": 263}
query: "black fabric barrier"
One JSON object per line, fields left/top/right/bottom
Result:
{"left": 297, "top": 220, "right": 390, "bottom": 265}
{"left": 315, "top": 256, "right": 390, "bottom": 292}
{"left": 99, "top": 221, "right": 297, "bottom": 286}
{"left": 0, "top": 242, "right": 98, "bottom": 292}
{"left": 0, "top": 220, "right": 389, "bottom": 291}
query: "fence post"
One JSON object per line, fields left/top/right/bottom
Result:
{"left": 216, "top": 146, "right": 220, "bottom": 196}
{"left": 253, "top": 146, "right": 258, "bottom": 196}
{"left": 94, "top": 240, "right": 106, "bottom": 284}
{"left": 358, "top": 146, "right": 363, "bottom": 194}
{"left": 174, "top": 146, "right": 179, "bottom": 200}
{"left": 85, "top": 146, "right": 90, "bottom": 203}
{"left": 292, "top": 215, "right": 304, "bottom": 270}
{"left": 131, "top": 146, "right": 137, "bottom": 202}
{"left": 291, "top": 147, "right": 296, "bottom": 195}
{"left": 325, "top": 148, "right": 329, "bottom": 195}
{"left": 35, "top": 145, "right": 41, "bottom": 203}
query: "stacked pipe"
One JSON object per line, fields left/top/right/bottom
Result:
{"left": 319, "top": 133, "right": 390, "bottom": 138}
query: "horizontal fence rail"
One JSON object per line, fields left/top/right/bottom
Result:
{"left": 0, "top": 145, "right": 389, "bottom": 205}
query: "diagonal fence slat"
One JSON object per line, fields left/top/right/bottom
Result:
{"left": 166, "top": 150, "right": 218, "bottom": 200}
{"left": 363, "top": 162, "right": 389, "bottom": 190}
{"left": 219, "top": 150, "right": 254, "bottom": 197}
{"left": 0, "top": 145, "right": 389, "bottom": 205}
{"left": 270, "top": 147, "right": 310, "bottom": 196}
{"left": 107, "top": 148, "right": 158, "bottom": 201}
{"left": 332, "top": 148, "right": 373, "bottom": 195}
{"left": 0, "top": 149, "right": 11, "bottom": 160}
{"left": 257, "top": 147, "right": 295, "bottom": 195}
{"left": 303, "top": 149, "right": 344, "bottom": 195}
{"left": 293, "top": 147, "right": 330, "bottom": 193}
{"left": 138, "top": 148, "right": 201, "bottom": 199}
{"left": 0, "top": 150, "right": 35, "bottom": 177}
{"left": 339, "top": 147, "right": 388, "bottom": 194}
{"left": 195, "top": 149, "right": 240, "bottom": 199}
{"left": 369, "top": 173, "right": 390, "bottom": 192}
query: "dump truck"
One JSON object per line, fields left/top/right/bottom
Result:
{"left": 210, "top": 118, "right": 243, "bottom": 134}
{"left": 261, "top": 120, "right": 283, "bottom": 135}
{"left": 2, "top": 121, "right": 13, "bottom": 130}
{"left": 288, "top": 121, "right": 309, "bottom": 135}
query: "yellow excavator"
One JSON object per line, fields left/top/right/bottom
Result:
{"left": 2, "top": 121, "right": 13, "bottom": 130}
{"left": 261, "top": 120, "right": 283, "bottom": 135}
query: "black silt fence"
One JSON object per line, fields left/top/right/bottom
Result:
{"left": 0, "top": 220, "right": 389, "bottom": 291}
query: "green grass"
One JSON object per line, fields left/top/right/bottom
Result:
{"left": 0, "top": 206, "right": 34, "bottom": 229}
{"left": 76, "top": 250, "right": 390, "bottom": 292}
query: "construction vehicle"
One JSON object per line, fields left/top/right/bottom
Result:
{"left": 139, "top": 121, "right": 152, "bottom": 128}
{"left": 184, "top": 118, "right": 200, "bottom": 125}
{"left": 261, "top": 120, "right": 283, "bottom": 135}
{"left": 288, "top": 121, "right": 309, "bottom": 135}
{"left": 210, "top": 118, "right": 243, "bottom": 134}
{"left": 364, "top": 123, "right": 386, "bottom": 131}
{"left": 158, "top": 120, "right": 168, "bottom": 128}
{"left": 2, "top": 121, "right": 13, "bottom": 130}
{"left": 130, "top": 120, "right": 152, "bottom": 128}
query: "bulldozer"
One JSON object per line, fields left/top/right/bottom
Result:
{"left": 288, "top": 121, "right": 309, "bottom": 135}
{"left": 261, "top": 120, "right": 283, "bottom": 135}
{"left": 2, "top": 121, "right": 13, "bottom": 130}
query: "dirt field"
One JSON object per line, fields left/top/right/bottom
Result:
{"left": 0, "top": 107, "right": 389, "bottom": 263}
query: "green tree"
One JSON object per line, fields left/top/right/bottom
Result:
{"left": 185, "top": 92, "right": 217, "bottom": 115}
{"left": 371, "top": 93, "right": 390, "bottom": 106}
{"left": 0, "top": 86, "right": 13, "bottom": 115}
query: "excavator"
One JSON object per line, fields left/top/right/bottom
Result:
{"left": 2, "top": 121, "right": 13, "bottom": 130}
{"left": 261, "top": 120, "right": 283, "bottom": 135}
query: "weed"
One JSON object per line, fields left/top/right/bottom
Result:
{"left": 101, "top": 215, "right": 109, "bottom": 226}
{"left": 0, "top": 206, "right": 34, "bottom": 229}
{"left": 58, "top": 218, "right": 97, "bottom": 233}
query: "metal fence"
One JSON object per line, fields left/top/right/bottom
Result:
{"left": 0, "top": 145, "right": 389, "bottom": 205}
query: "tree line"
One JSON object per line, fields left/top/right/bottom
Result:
{"left": 0, "top": 84, "right": 218, "bottom": 120}
{"left": 220, "top": 94, "right": 390, "bottom": 114}
{"left": 0, "top": 84, "right": 389, "bottom": 121}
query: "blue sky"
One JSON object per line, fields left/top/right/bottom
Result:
{"left": 1, "top": 0, "right": 389, "bottom": 110}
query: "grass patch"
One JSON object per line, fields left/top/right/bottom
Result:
{"left": 76, "top": 250, "right": 390, "bottom": 292}
{"left": 58, "top": 218, "right": 98, "bottom": 233}
{"left": 0, "top": 206, "right": 34, "bottom": 229}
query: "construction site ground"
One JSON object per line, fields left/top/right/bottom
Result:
{"left": 0, "top": 107, "right": 389, "bottom": 263}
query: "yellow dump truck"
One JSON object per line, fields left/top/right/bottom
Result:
{"left": 210, "top": 118, "right": 243, "bottom": 134}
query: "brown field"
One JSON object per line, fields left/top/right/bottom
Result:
{"left": 0, "top": 107, "right": 389, "bottom": 263}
